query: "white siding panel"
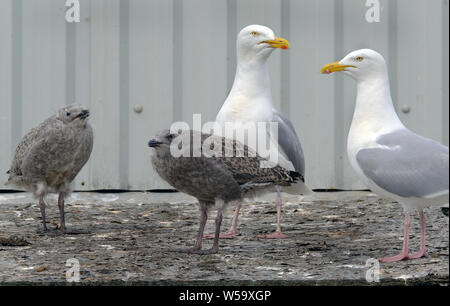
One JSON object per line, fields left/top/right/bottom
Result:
{"left": 290, "top": 0, "right": 339, "bottom": 189}
{"left": 0, "top": 0, "right": 448, "bottom": 191}
{"left": 0, "top": 0, "right": 13, "bottom": 186}
{"left": 128, "top": 0, "right": 174, "bottom": 189}
{"left": 21, "top": 0, "right": 66, "bottom": 129}
{"left": 181, "top": 0, "right": 228, "bottom": 125}
{"left": 396, "top": 0, "right": 445, "bottom": 142}
{"left": 88, "top": 0, "right": 121, "bottom": 189}
{"left": 71, "top": 0, "right": 93, "bottom": 190}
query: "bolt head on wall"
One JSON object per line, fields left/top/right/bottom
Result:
{"left": 401, "top": 105, "right": 411, "bottom": 114}
{"left": 133, "top": 104, "right": 143, "bottom": 114}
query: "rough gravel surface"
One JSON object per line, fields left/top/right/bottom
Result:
{"left": 0, "top": 191, "right": 448, "bottom": 285}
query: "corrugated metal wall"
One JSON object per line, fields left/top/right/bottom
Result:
{"left": 0, "top": 0, "right": 448, "bottom": 191}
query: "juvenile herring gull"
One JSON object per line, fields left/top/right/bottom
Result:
{"left": 5, "top": 105, "right": 94, "bottom": 233}
{"left": 149, "top": 129, "right": 301, "bottom": 254}
{"left": 214, "top": 24, "right": 310, "bottom": 240}
{"left": 321, "top": 49, "right": 449, "bottom": 262}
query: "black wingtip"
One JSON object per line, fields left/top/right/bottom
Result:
{"left": 289, "top": 171, "right": 304, "bottom": 182}
{"left": 442, "top": 207, "right": 449, "bottom": 217}
{"left": 6, "top": 170, "right": 10, "bottom": 174}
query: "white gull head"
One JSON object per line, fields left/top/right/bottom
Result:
{"left": 322, "top": 49, "right": 389, "bottom": 82}
{"left": 216, "top": 25, "right": 290, "bottom": 125}
{"left": 236, "top": 25, "right": 289, "bottom": 64}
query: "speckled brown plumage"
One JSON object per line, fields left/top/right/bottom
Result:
{"left": 6, "top": 105, "right": 93, "bottom": 233}
{"left": 149, "top": 129, "right": 300, "bottom": 254}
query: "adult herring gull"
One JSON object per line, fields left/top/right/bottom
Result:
{"left": 5, "top": 105, "right": 93, "bottom": 233}
{"left": 321, "top": 49, "right": 449, "bottom": 262}
{"left": 213, "top": 24, "right": 310, "bottom": 240}
{"left": 149, "top": 129, "right": 302, "bottom": 254}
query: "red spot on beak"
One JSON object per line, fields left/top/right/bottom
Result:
{"left": 281, "top": 46, "right": 287, "bottom": 50}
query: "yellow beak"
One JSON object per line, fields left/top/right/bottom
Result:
{"left": 321, "top": 61, "right": 356, "bottom": 74}
{"left": 260, "top": 37, "right": 290, "bottom": 50}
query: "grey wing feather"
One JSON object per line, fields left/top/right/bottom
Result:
{"left": 21, "top": 123, "right": 93, "bottom": 187}
{"left": 7, "top": 116, "right": 57, "bottom": 176}
{"left": 272, "top": 108, "right": 305, "bottom": 176}
{"left": 356, "top": 129, "right": 449, "bottom": 198}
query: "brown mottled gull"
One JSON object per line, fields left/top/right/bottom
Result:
{"left": 148, "top": 129, "right": 302, "bottom": 255}
{"left": 5, "top": 105, "right": 93, "bottom": 233}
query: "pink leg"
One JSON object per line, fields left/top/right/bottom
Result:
{"left": 173, "top": 201, "right": 207, "bottom": 253}
{"left": 179, "top": 200, "right": 224, "bottom": 255}
{"left": 407, "top": 210, "right": 427, "bottom": 259}
{"left": 204, "top": 200, "right": 241, "bottom": 239}
{"left": 379, "top": 214, "right": 411, "bottom": 263}
{"left": 58, "top": 192, "right": 66, "bottom": 233}
{"left": 257, "top": 190, "right": 287, "bottom": 239}
{"left": 39, "top": 196, "right": 48, "bottom": 231}
{"left": 193, "top": 202, "right": 208, "bottom": 250}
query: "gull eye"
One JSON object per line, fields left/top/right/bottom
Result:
{"left": 66, "top": 112, "right": 71, "bottom": 116}
{"left": 251, "top": 31, "right": 259, "bottom": 37}
{"left": 356, "top": 56, "right": 364, "bottom": 62}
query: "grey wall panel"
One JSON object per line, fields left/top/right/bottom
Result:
{"left": 181, "top": 0, "right": 228, "bottom": 125}
{"left": 443, "top": 0, "right": 449, "bottom": 146}
{"left": 290, "top": 0, "right": 341, "bottom": 189}
{"left": 87, "top": 0, "right": 121, "bottom": 190}
{"left": 22, "top": 0, "right": 67, "bottom": 130}
{"left": 0, "top": 0, "right": 448, "bottom": 191}
{"left": 71, "top": 0, "right": 93, "bottom": 190}
{"left": 396, "top": 0, "right": 446, "bottom": 141}
{"left": 128, "top": 0, "right": 175, "bottom": 190}
{"left": 0, "top": 0, "right": 12, "bottom": 187}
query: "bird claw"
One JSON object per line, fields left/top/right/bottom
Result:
{"left": 379, "top": 254, "right": 408, "bottom": 263}
{"left": 379, "top": 249, "right": 427, "bottom": 263}
{"left": 203, "top": 230, "right": 240, "bottom": 239}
